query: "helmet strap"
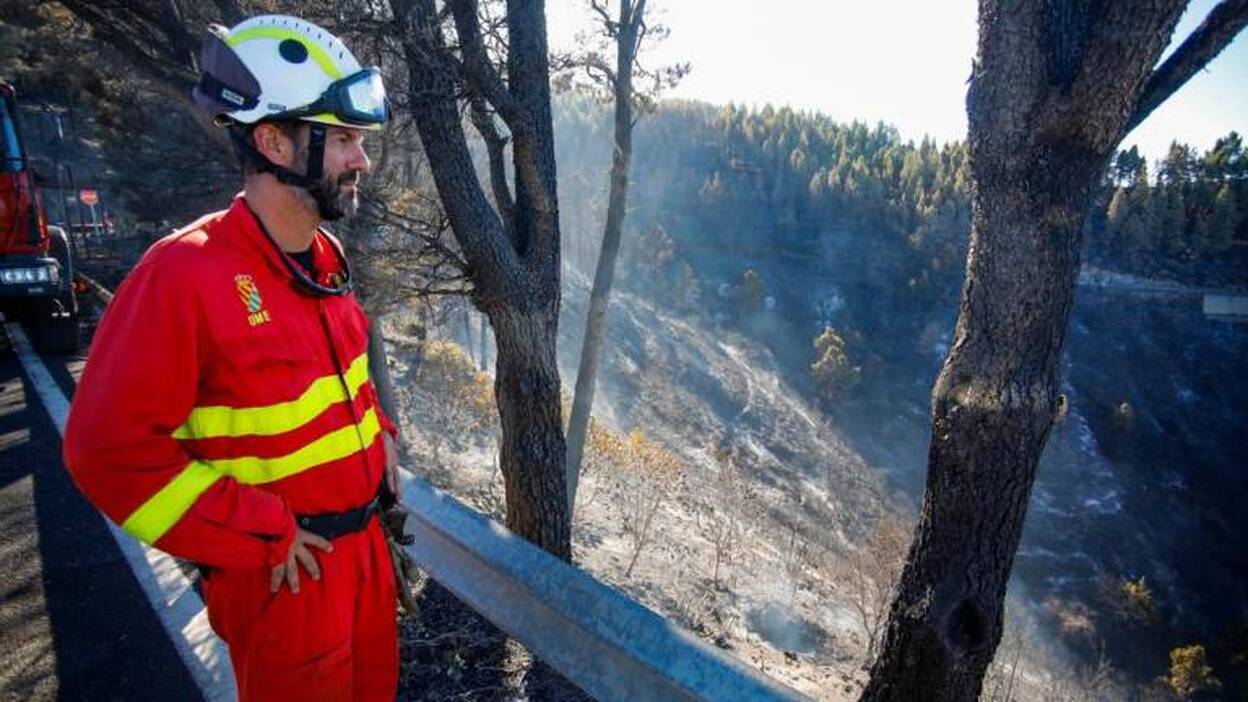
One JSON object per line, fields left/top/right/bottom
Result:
{"left": 304, "top": 123, "right": 326, "bottom": 181}
{"left": 301, "top": 124, "right": 348, "bottom": 220}
{"left": 232, "top": 122, "right": 340, "bottom": 219}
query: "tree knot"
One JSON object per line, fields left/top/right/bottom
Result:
{"left": 945, "top": 598, "right": 989, "bottom": 655}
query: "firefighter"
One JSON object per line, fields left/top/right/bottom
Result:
{"left": 64, "top": 15, "right": 401, "bottom": 701}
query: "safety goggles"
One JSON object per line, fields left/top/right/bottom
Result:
{"left": 271, "top": 68, "right": 390, "bottom": 127}
{"left": 281, "top": 243, "right": 354, "bottom": 297}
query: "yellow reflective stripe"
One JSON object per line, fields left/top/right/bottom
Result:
{"left": 304, "top": 114, "right": 383, "bottom": 132}
{"left": 209, "top": 408, "right": 381, "bottom": 485}
{"left": 342, "top": 351, "right": 371, "bottom": 399}
{"left": 173, "top": 353, "right": 371, "bottom": 440}
{"left": 121, "top": 406, "right": 379, "bottom": 544}
{"left": 225, "top": 28, "right": 343, "bottom": 80}
{"left": 121, "top": 461, "right": 223, "bottom": 544}
{"left": 307, "top": 113, "right": 348, "bottom": 126}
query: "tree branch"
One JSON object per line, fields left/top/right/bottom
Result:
{"left": 590, "top": 0, "right": 618, "bottom": 37}
{"left": 446, "top": 0, "right": 528, "bottom": 134}
{"left": 210, "top": 0, "right": 246, "bottom": 26}
{"left": 468, "top": 94, "right": 516, "bottom": 242}
{"left": 1125, "top": 0, "right": 1248, "bottom": 134}
{"left": 57, "top": 0, "right": 232, "bottom": 151}
{"left": 503, "top": 0, "right": 562, "bottom": 272}
{"left": 394, "top": 0, "right": 523, "bottom": 305}
{"left": 631, "top": 0, "right": 648, "bottom": 39}
{"left": 60, "top": 1, "right": 190, "bottom": 83}
{"left": 582, "top": 53, "right": 618, "bottom": 87}
{"left": 446, "top": 0, "right": 557, "bottom": 264}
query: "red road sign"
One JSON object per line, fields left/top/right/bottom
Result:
{"left": 79, "top": 189, "right": 98, "bottom": 206}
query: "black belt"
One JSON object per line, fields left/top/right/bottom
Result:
{"left": 295, "top": 494, "right": 381, "bottom": 541}
{"left": 195, "top": 492, "right": 384, "bottom": 581}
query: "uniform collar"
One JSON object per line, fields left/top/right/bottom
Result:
{"left": 223, "top": 195, "right": 348, "bottom": 288}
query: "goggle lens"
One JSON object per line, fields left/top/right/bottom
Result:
{"left": 344, "top": 70, "right": 386, "bottom": 121}
{"left": 343, "top": 70, "right": 388, "bottom": 122}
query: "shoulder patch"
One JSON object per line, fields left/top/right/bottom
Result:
{"left": 235, "top": 274, "right": 272, "bottom": 326}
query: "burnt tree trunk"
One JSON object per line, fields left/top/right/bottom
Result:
{"left": 565, "top": 0, "right": 645, "bottom": 514}
{"left": 861, "top": 1, "right": 1247, "bottom": 700}
{"left": 398, "top": 0, "right": 571, "bottom": 559}
{"left": 491, "top": 306, "right": 569, "bottom": 553}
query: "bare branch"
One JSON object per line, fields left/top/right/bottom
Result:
{"left": 631, "top": 0, "right": 648, "bottom": 39}
{"left": 355, "top": 189, "right": 475, "bottom": 301}
{"left": 1125, "top": 0, "right": 1248, "bottom": 134}
{"left": 55, "top": 0, "right": 232, "bottom": 151}
{"left": 209, "top": 0, "right": 245, "bottom": 26}
{"left": 467, "top": 94, "right": 516, "bottom": 241}
{"left": 589, "top": 0, "right": 618, "bottom": 37}
{"left": 583, "top": 52, "right": 618, "bottom": 88}
{"left": 443, "top": 0, "right": 557, "bottom": 255}
{"left": 393, "top": 0, "right": 523, "bottom": 298}
{"left": 446, "top": 0, "right": 528, "bottom": 132}
{"left": 59, "top": 0, "right": 193, "bottom": 85}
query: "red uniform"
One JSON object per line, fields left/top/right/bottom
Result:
{"left": 64, "top": 196, "right": 398, "bottom": 700}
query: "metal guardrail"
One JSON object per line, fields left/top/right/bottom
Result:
{"left": 1203, "top": 293, "right": 1248, "bottom": 321}
{"left": 398, "top": 477, "right": 811, "bottom": 702}
{"left": 74, "top": 271, "right": 114, "bottom": 305}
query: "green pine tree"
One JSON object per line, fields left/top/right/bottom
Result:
{"left": 1201, "top": 184, "right": 1240, "bottom": 255}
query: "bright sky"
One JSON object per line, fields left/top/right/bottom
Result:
{"left": 547, "top": 0, "right": 1248, "bottom": 162}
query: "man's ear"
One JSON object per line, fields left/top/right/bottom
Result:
{"left": 252, "top": 123, "right": 296, "bottom": 167}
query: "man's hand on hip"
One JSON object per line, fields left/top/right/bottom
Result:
{"left": 270, "top": 528, "right": 333, "bottom": 594}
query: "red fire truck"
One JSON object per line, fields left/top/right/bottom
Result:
{"left": 1, "top": 82, "right": 79, "bottom": 354}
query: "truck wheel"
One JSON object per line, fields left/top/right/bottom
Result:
{"left": 32, "top": 296, "right": 80, "bottom": 355}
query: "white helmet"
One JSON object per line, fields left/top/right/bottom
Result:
{"left": 192, "top": 15, "right": 388, "bottom": 130}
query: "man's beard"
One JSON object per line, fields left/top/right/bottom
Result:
{"left": 309, "top": 171, "right": 361, "bottom": 221}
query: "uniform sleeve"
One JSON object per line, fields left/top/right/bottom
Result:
{"left": 375, "top": 398, "right": 400, "bottom": 440}
{"left": 63, "top": 250, "right": 296, "bottom": 569}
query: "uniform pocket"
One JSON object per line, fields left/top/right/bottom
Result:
{"left": 205, "top": 325, "right": 323, "bottom": 407}
{"left": 215, "top": 325, "right": 317, "bottom": 368}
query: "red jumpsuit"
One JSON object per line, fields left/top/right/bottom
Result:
{"left": 64, "top": 196, "right": 399, "bottom": 701}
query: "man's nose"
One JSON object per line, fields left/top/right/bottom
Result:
{"left": 349, "top": 140, "right": 371, "bottom": 173}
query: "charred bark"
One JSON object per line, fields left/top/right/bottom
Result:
{"left": 491, "top": 306, "right": 571, "bottom": 558}
{"left": 860, "top": 1, "right": 1247, "bottom": 699}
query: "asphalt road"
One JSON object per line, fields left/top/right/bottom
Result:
{"left": 0, "top": 327, "right": 202, "bottom": 701}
